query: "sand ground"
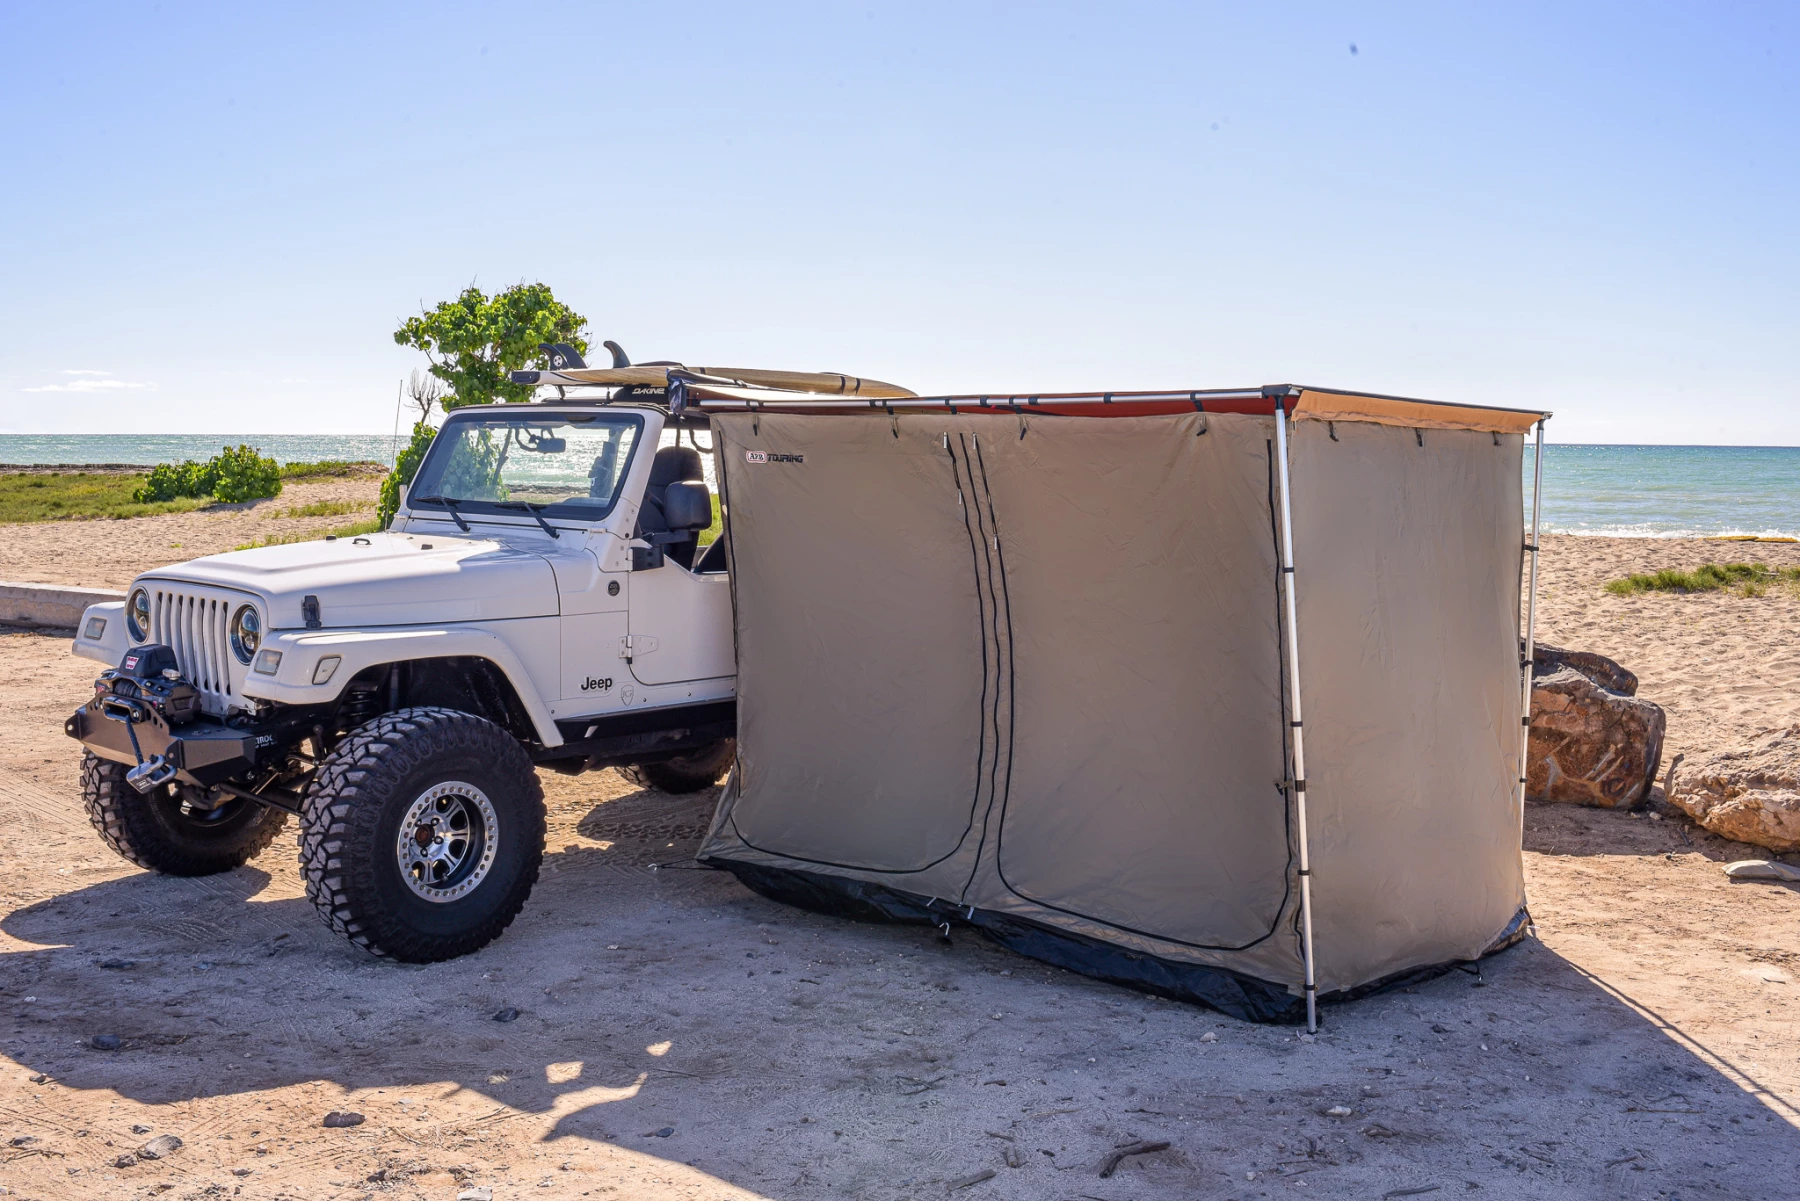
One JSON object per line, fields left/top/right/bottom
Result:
{"left": 0, "top": 514, "right": 1797, "bottom": 1200}
{"left": 1533, "top": 534, "right": 1800, "bottom": 765}
{"left": 0, "top": 478, "right": 382, "bottom": 590}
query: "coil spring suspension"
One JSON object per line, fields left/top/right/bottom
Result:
{"left": 338, "top": 684, "right": 381, "bottom": 731}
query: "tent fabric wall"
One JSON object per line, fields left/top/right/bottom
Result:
{"left": 699, "top": 405, "right": 1532, "bottom": 1020}
{"left": 705, "top": 414, "right": 992, "bottom": 893}
{"left": 1289, "top": 421, "right": 1528, "bottom": 989}
{"left": 944, "top": 414, "right": 1301, "bottom": 986}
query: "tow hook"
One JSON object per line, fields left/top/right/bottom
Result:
{"left": 101, "top": 696, "right": 177, "bottom": 793}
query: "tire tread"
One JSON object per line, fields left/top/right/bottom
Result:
{"left": 82, "top": 752, "right": 287, "bottom": 876}
{"left": 297, "top": 707, "right": 544, "bottom": 962}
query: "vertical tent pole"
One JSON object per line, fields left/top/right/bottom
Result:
{"left": 1517, "top": 418, "right": 1547, "bottom": 843}
{"left": 1271, "top": 398, "right": 1319, "bottom": 1033}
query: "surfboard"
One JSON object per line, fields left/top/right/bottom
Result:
{"left": 538, "top": 365, "right": 915, "bottom": 399}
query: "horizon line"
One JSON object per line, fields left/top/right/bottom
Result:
{"left": 5, "top": 432, "right": 1800, "bottom": 452}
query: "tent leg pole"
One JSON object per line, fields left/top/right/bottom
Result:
{"left": 1518, "top": 419, "right": 1546, "bottom": 847}
{"left": 1272, "top": 401, "right": 1318, "bottom": 1033}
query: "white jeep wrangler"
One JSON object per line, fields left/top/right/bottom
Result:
{"left": 66, "top": 390, "right": 736, "bottom": 962}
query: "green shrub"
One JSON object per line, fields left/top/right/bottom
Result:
{"left": 133, "top": 459, "right": 217, "bottom": 502}
{"left": 132, "top": 463, "right": 182, "bottom": 503}
{"left": 699, "top": 492, "right": 722, "bottom": 546}
{"left": 130, "top": 445, "right": 281, "bottom": 504}
{"left": 211, "top": 444, "right": 283, "bottom": 503}
{"left": 378, "top": 422, "right": 437, "bottom": 529}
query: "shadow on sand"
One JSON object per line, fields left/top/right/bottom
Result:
{"left": 3, "top": 788, "right": 1797, "bottom": 1198}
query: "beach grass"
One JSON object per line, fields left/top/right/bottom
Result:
{"left": 1605, "top": 562, "right": 1800, "bottom": 597}
{"left": 280, "top": 459, "right": 388, "bottom": 479}
{"left": 0, "top": 471, "right": 211, "bottom": 523}
{"left": 282, "top": 499, "right": 371, "bottom": 519}
{"left": 236, "top": 518, "right": 384, "bottom": 551}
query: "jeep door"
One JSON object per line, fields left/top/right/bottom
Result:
{"left": 625, "top": 561, "right": 734, "bottom": 686}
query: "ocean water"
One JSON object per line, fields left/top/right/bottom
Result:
{"left": 0, "top": 433, "right": 402, "bottom": 469}
{"left": 0, "top": 436, "right": 1794, "bottom": 539}
{"left": 1528, "top": 445, "right": 1800, "bottom": 539}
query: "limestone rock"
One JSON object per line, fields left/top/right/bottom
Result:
{"left": 137, "top": 1134, "right": 183, "bottom": 1160}
{"left": 1527, "top": 651, "right": 1665, "bottom": 808}
{"left": 1669, "top": 727, "right": 1800, "bottom": 852}
{"left": 1723, "top": 859, "right": 1800, "bottom": 882}
{"left": 1533, "top": 642, "right": 1638, "bottom": 696}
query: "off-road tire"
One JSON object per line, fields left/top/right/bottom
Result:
{"left": 618, "top": 738, "right": 737, "bottom": 794}
{"left": 298, "top": 707, "right": 545, "bottom": 963}
{"left": 82, "top": 751, "right": 288, "bottom": 876}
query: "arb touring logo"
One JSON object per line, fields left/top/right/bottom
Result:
{"left": 746, "top": 451, "right": 803, "bottom": 464}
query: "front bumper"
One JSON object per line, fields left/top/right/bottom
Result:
{"left": 64, "top": 699, "right": 298, "bottom": 788}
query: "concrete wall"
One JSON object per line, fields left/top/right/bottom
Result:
{"left": 0, "top": 581, "right": 125, "bottom": 631}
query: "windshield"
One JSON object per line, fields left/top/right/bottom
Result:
{"left": 409, "top": 411, "right": 643, "bottom": 522}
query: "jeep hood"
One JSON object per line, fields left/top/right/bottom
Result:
{"left": 139, "top": 532, "right": 558, "bottom": 629}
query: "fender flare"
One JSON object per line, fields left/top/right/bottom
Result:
{"left": 244, "top": 625, "right": 563, "bottom": 747}
{"left": 72, "top": 601, "right": 129, "bottom": 666}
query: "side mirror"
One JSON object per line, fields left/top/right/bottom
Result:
{"left": 662, "top": 481, "right": 713, "bottom": 531}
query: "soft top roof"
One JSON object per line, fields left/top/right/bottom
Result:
{"left": 674, "top": 382, "right": 1548, "bottom": 434}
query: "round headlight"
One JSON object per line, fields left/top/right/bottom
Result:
{"left": 230, "top": 605, "right": 262, "bottom": 664}
{"left": 127, "top": 588, "right": 151, "bottom": 642}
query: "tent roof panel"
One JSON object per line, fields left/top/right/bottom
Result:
{"left": 1294, "top": 388, "right": 1547, "bottom": 434}
{"left": 675, "top": 383, "right": 1550, "bottom": 432}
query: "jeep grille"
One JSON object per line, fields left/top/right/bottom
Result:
{"left": 145, "top": 585, "right": 244, "bottom": 715}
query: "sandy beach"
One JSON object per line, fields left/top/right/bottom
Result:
{"left": 0, "top": 506, "right": 1795, "bottom": 1198}
{"left": 1535, "top": 534, "right": 1800, "bottom": 763}
{"left": 0, "top": 477, "right": 382, "bottom": 591}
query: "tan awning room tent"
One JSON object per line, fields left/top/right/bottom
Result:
{"left": 684, "top": 383, "right": 1551, "bottom": 1027}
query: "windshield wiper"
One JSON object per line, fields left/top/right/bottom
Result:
{"left": 412, "top": 495, "right": 471, "bottom": 532}
{"left": 495, "top": 501, "right": 560, "bottom": 539}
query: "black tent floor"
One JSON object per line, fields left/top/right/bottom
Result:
{"left": 704, "top": 858, "right": 1530, "bottom": 1026}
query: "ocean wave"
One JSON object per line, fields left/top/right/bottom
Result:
{"left": 1541, "top": 524, "right": 1800, "bottom": 540}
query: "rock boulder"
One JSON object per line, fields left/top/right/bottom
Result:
{"left": 1526, "top": 647, "right": 1665, "bottom": 808}
{"left": 1668, "top": 727, "right": 1800, "bottom": 852}
{"left": 1533, "top": 642, "right": 1639, "bottom": 696}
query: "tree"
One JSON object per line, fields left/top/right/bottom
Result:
{"left": 381, "top": 282, "right": 587, "bottom": 527}
{"left": 406, "top": 367, "right": 446, "bottom": 423}
{"left": 393, "top": 282, "right": 589, "bottom": 410}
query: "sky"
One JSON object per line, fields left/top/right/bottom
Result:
{"left": 0, "top": 3, "right": 1795, "bottom": 444}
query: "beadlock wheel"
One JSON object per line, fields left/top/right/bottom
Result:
{"left": 395, "top": 781, "right": 500, "bottom": 902}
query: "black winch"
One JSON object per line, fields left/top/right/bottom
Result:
{"left": 88, "top": 644, "right": 200, "bottom": 792}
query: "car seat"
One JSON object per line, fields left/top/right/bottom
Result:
{"left": 637, "top": 446, "right": 707, "bottom": 568}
